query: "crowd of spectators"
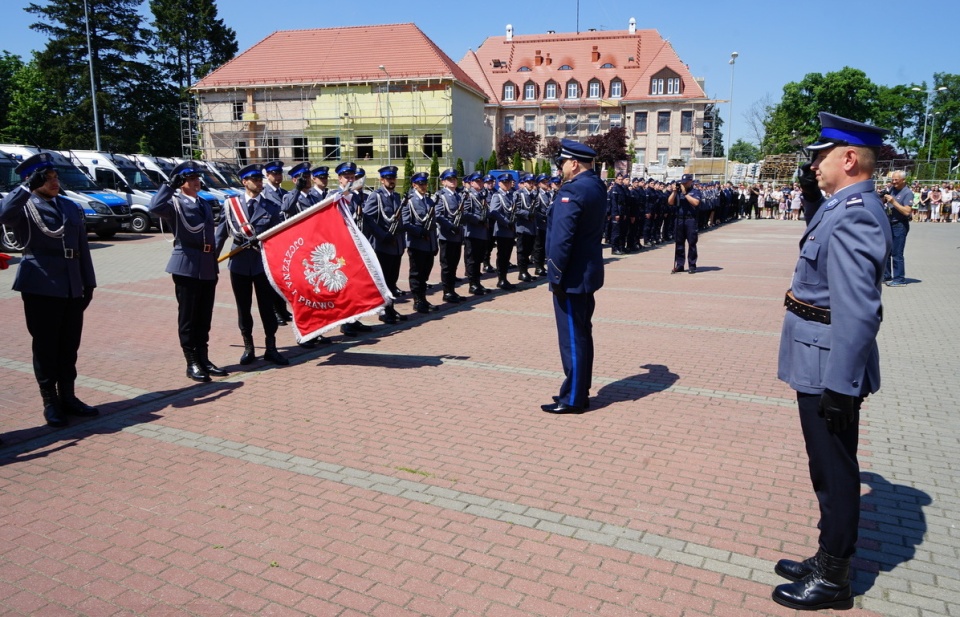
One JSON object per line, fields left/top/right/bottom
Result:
{"left": 913, "top": 182, "right": 959, "bottom": 223}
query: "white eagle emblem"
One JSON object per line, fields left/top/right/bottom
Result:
{"left": 303, "top": 243, "right": 348, "bottom": 293}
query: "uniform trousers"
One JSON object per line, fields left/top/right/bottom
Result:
{"left": 173, "top": 274, "right": 216, "bottom": 352}
{"left": 674, "top": 218, "right": 698, "bottom": 269}
{"left": 515, "top": 233, "right": 535, "bottom": 272}
{"left": 797, "top": 392, "right": 862, "bottom": 558}
{"left": 376, "top": 251, "right": 402, "bottom": 297}
{"left": 22, "top": 293, "right": 85, "bottom": 390}
{"left": 407, "top": 248, "right": 435, "bottom": 297}
{"left": 531, "top": 230, "right": 546, "bottom": 271}
{"left": 438, "top": 240, "right": 462, "bottom": 293}
{"left": 494, "top": 236, "right": 515, "bottom": 278}
{"left": 611, "top": 216, "right": 628, "bottom": 249}
{"left": 229, "top": 271, "right": 278, "bottom": 337}
{"left": 553, "top": 291, "right": 595, "bottom": 408}
{"left": 463, "top": 237, "right": 486, "bottom": 285}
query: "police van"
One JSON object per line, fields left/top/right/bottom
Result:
{"left": 66, "top": 150, "right": 163, "bottom": 233}
{"left": 0, "top": 144, "right": 131, "bottom": 239}
{"left": 129, "top": 154, "right": 224, "bottom": 221}
{"left": 172, "top": 157, "right": 240, "bottom": 203}
{"left": 0, "top": 148, "right": 23, "bottom": 251}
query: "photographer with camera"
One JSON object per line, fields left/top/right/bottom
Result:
{"left": 881, "top": 171, "right": 913, "bottom": 287}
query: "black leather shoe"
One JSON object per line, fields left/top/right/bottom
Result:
{"left": 552, "top": 396, "right": 591, "bottom": 409}
{"left": 43, "top": 403, "right": 67, "bottom": 427}
{"left": 240, "top": 335, "right": 256, "bottom": 365}
{"left": 274, "top": 311, "right": 288, "bottom": 326}
{"left": 263, "top": 348, "right": 289, "bottom": 366}
{"left": 541, "top": 402, "right": 586, "bottom": 414}
{"left": 353, "top": 322, "right": 373, "bottom": 332}
{"left": 379, "top": 312, "right": 398, "bottom": 324}
{"left": 443, "top": 292, "right": 464, "bottom": 303}
{"left": 202, "top": 361, "right": 228, "bottom": 377}
{"left": 469, "top": 284, "right": 487, "bottom": 296}
{"left": 496, "top": 279, "right": 515, "bottom": 290}
{"left": 612, "top": 248, "right": 624, "bottom": 255}
{"left": 414, "top": 301, "right": 431, "bottom": 314}
{"left": 533, "top": 268, "right": 545, "bottom": 276}
{"left": 772, "top": 551, "right": 853, "bottom": 611}
{"left": 483, "top": 263, "right": 495, "bottom": 273}
{"left": 518, "top": 272, "right": 532, "bottom": 282}
{"left": 298, "top": 338, "right": 318, "bottom": 349}
{"left": 775, "top": 556, "right": 816, "bottom": 582}
{"left": 671, "top": 266, "right": 684, "bottom": 274}
{"left": 688, "top": 267, "right": 697, "bottom": 274}
{"left": 425, "top": 301, "right": 439, "bottom": 312}
{"left": 184, "top": 351, "right": 211, "bottom": 383}
{"left": 340, "top": 323, "right": 358, "bottom": 337}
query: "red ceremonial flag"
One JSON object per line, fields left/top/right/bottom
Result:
{"left": 260, "top": 194, "right": 393, "bottom": 343}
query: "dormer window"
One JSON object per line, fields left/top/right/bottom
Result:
{"left": 523, "top": 81, "right": 537, "bottom": 100}
{"left": 588, "top": 80, "right": 602, "bottom": 98}
{"left": 650, "top": 78, "right": 664, "bottom": 95}
{"left": 566, "top": 80, "right": 579, "bottom": 99}
{"left": 650, "top": 68, "right": 683, "bottom": 96}
{"left": 666, "top": 77, "right": 681, "bottom": 94}
{"left": 545, "top": 81, "right": 558, "bottom": 100}
{"left": 559, "top": 64, "right": 573, "bottom": 70}
{"left": 503, "top": 82, "right": 516, "bottom": 101}
{"left": 610, "top": 79, "right": 623, "bottom": 98}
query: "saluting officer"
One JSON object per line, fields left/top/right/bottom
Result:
{"left": 669, "top": 174, "right": 702, "bottom": 274}
{"left": 434, "top": 168, "right": 464, "bottom": 303}
{"left": 308, "top": 166, "right": 330, "bottom": 204}
{"left": 541, "top": 139, "right": 606, "bottom": 414}
{"left": 280, "top": 162, "right": 313, "bottom": 219}
{"left": 461, "top": 172, "right": 490, "bottom": 296}
{"left": 149, "top": 160, "right": 227, "bottom": 383}
{"left": 0, "top": 153, "right": 99, "bottom": 429}
{"left": 514, "top": 173, "right": 538, "bottom": 281}
{"left": 772, "top": 113, "right": 892, "bottom": 611}
{"left": 215, "top": 164, "right": 289, "bottom": 367}
{"left": 363, "top": 166, "right": 407, "bottom": 324}
{"left": 531, "top": 173, "right": 552, "bottom": 276}
{"left": 488, "top": 173, "right": 517, "bottom": 290}
{"left": 404, "top": 172, "right": 439, "bottom": 313}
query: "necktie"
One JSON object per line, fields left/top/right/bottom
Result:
{"left": 247, "top": 198, "right": 256, "bottom": 219}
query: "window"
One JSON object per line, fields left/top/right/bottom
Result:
{"left": 600, "top": 63, "right": 615, "bottom": 69}
{"left": 390, "top": 135, "right": 408, "bottom": 160}
{"left": 265, "top": 137, "right": 280, "bottom": 160}
{"left": 559, "top": 64, "right": 572, "bottom": 70}
{"left": 232, "top": 101, "right": 244, "bottom": 121}
{"left": 95, "top": 168, "right": 121, "bottom": 191}
{"left": 236, "top": 140, "right": 248, "bottom": 165}
{"left": 524, "top": 115, "right": 535, "bottom": 132}
{"left": 503, "top": 83, "right": 516, "bottom": 101}
{"left": 667, "top": 77, "right": 681, "bottom": 95}
{"left": 635, "top": 148, "right": 646, "bottom": 165}
{"left": 610, "top": 79, "right": 622, "bottom": 98}
{"left": 322, "top": 137, "right": 339, "bottom": 161}
{"left": 588, "top": 80, "right": 601, "bottom": 98}
{"left": 634, "top": 111, "right": 648, "bottom": 133}
{"left": 680, "top": 148, "right": 691, "bottom": 163}
{"left": 566, "top": 81, "right": 579, "bottom": 99}
{"left": 609, "top": 114, "right": 623, "bottom": 128}
{"left": 650, "top": 78, "right": 664, "bottom": 95}
{"left": 565, "top": 114, "right": 578, "bottom": 133}
{"left": 657, "top": 148, "right": 668, "bottom": 166}
{"left": 545, "top": 82, "right": 558, "bottom": 100}
{"left": 657, "top": 111, "right": 671, "bottom": 133}
{"left": 587, "top": 114, "right": 600, "bottom": 135}
{"left": 681, "top": 111, "right": 693, "bottom": 133}
{"left": 355, "top": 135, "right": 373, "bottom": 160}
{"left": 545, "top": 114, "right": 557, "bottom": 136}
{"left": 524, "top": 82, "right": 536, "bottom": 100}
{"left": 423, "top": 133, "right": 442, "bottom": 157}
{"left": 292, "top": 137, "right": 308, "bottom": 161}
{"left": 518, "top": 66, "right": 531, "bottom": 72}
{"left": 504, "top": 116, "right": 515, "bottom": 135}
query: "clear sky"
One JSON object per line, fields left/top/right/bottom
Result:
{"left": 7, "top": 0, "right": 958, "bottom": 146}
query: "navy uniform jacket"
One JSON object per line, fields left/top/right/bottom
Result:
{"left": 308, "top": 186, "right": 329, "bottom": 205}
{"left": 434, "top": 187, "right": 463, "bottom": 243}
{"left": 778, "top": 179, "right": 892, "bottom": 397}
{"left": 461, "top": 188, "right": 488, "bottom": 240}
{"left": 514, "top": 188, "right": 536, "bottom": 235}
{"left": 488, "top": 189, "right": 516, "bottom": 238}
{"left": 149, "top": 183, "right": 219, "bottom": 280}
{"left": 362, "top": 186, "right": 406, "bottom": 256}
{"left": 261, "top": 182, "right": 286, "bottom": 209}
{"left": 535, "top": 189, "right": 551, "bottom": 231}
{"left": 546, "top": 169, "right": 606, "bottom": 294}
{"left": 0, "top": 186, "right": 96, "bottom": 298}
{"left": 215, "top": 193, "right": 282, "bottom": 276}
{"left": 403, "top": 190, "right": 439, "bottom": 253}
{"left": 631, "top": 186, "right": 646, "bottom": 216}
{"left": 280, "top": 187, "right": 314, "bottom": 219}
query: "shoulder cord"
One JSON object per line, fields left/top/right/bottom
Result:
{"left": 376, "top": 190, "right": 400, "bottom": 224}
{"left": 439, "top": 189, "right": 459, "bottom": 217}
{"left": 407, "top": 193, "right": 432, "bottom": 224}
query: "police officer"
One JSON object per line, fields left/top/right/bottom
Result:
{"left": 0, "top": 153, "right": 98, "bottom": 427}
{"left": 308, "top": 166, "right": 330, "bottom": 204}
{"left": 434, "top": 168, "right": 464, "bottom": 303}
{"left": 881, "top": 170, "right": 913, "bottom": 287}
{"left": 669, "top": 174, "right": 702, "bottom": 274}
{"left": 514, "top": 173, "right": 538, "bottom": 281}
{"left": 215, "top": 164, "right": 289, "bottom": 366}
{"left": 461, "top": 172, "right": 490, "bottom": 295}
{"left": 334, "top": 161, "right": 375, "bottom": 335}
{"left": 488, "top": 173, "right": 517, "bottom": 290}
{"left": 541, "top": 139, "right": 606, "bottom": 414}
{"left": 363, "top": 166, "right": 407, "bottom": 324}
{"left": 404, "top": 172, "right": 439, "bottom": 313}
{"left": 280, "top": 162, "right": 314, "bottom": 219}
{"left": 531, "top": 173, "right": 552, "bottom": 276}
{"left": 609, "top": 173, "right": 629, "bottom": 254}
{"left": 259, "top": 160, "right": 292, "bottom": 325}
{"left": 149, "top": 160, "right": 226, "bottom": 382}
{"left": 481, "top": 174, "right": 497, "bottom": 273}
{"left": 627, "top": 177, "right": 645, "bottom": 251}
{"left": 773, "top": 113, "right": 892, "bottom": 611}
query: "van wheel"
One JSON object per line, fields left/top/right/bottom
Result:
{"left": 129, "top": 212, "right": 152, "bottom": 233}
{"left": 95, "top": 230, "right": 117, "bottom": 239}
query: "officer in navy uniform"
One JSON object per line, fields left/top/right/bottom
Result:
{"left": 149, "top": 161, "right": 227, "bottom": 383}
{"left": 481, "top": 174, "right": 497, "bottom": 273}
{"left": 609, "top": 173, "right": 629, "bottom": 254}
{"left": 531, "top": 173, "right": 552, "bottom": 276}
{"left": 488, "top": 173, "right": 517, "bottom": 290}
{"left": 0, "top": 153, "right": 99, "bottom": 428}
{"left": 628, "top": 177, "right": 645, "bottom": 251}
{"left": 643, "top": 178, "right": 659, "bottom": 246}
{"left": 772, "top": 113, "right": 892, "bottom": 611}
{"left": 434, "top": 168, "right": 464, "bottom": 303}
{"left": 461, "top": 172, "right": 490, "bottom": 295}
{"left": 669, "top": 174, "right": 702, "bottom": 273}
{"left": 363, "top": 166, "right": 407, "bottom": 324}
{"left": 333, "top": 161, "right": 375, "bottom": 335}
{"left": 258, "top": 160, "right": 292, "bottom": 325}
{"left": 280, "top": 162, "right": 314, "bottom": 219}
{"left": 514, "top": 173, "right": 538, "bottom": 281}
{"left": 541, "top": 139, "right": 606, "bottom": 414}
{"left": 215, "top": 164, "right": 289, "bottom": 367}
{"left": 404, "top": 172, "right": 439, "bottom": 313}
{"left": 308, "top": 166, "right": 330, "bottom": 204}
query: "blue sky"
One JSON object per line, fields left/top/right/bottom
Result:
{"left": 7, "top": 0, "right": 958, "bottom": 146}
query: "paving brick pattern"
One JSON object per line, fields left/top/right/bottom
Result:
{"left": 1, "top": 219, "right": 956, "bottom": 616}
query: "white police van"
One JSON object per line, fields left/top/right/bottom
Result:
{"left": 0, "top": 148, "right": 23, "bottom": 251}
{"left": 67, "top": 150, "right": 161, "bottom": 233}
{"left": 128, "top": 154, "right": 224, "bottom": 223}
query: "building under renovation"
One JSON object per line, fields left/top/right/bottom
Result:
{"left": 189, "top": 24, "right": 491, "bottom": 176}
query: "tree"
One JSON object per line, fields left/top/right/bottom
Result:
{"left": 3, "top": 54, "right": 59, "bottom": 145}
{"left": 929, "top": 73, "right": 960, "bottom": 163}
{"left": 728, "top": 139, "right": 761, "bottom": 163}
{"left": 487, "top": 151, "right": 497, "bottom": 173}
{"left": 0, "top": 52, "right": 25, "bottom": 134}
{"left": 402, "top": 155, "right": 414, "bottom": 195}
{"left": 148, "top": 0, "right": 237, "bottom": 93}
{"left": 511, "top": 151, "right": 523, "bottom": 171}
{"left": 455, "top": 157, "right": 464, "bottom": 178}
{"left": 429, "top": 151, "right": 440, "bottom": 193}
{"left": 701, "top": 104, "right": 725, "bottom": 157}
{"left": 540, "top": 137, "right": 561, "bottom": 161}
{"left": 584, "top": 127, "right": 627, "bottom": 167}
{"left": 475, "top": 157, "right": 485, "bottom": 175}
{"left": 497, "top": 129, "right": 540, "bottom": 167}
{"left": 743, "top": 93, "right": 774, "bottom": 148}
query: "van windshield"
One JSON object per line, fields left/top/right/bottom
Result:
{"left": 0, "top": 160, "right": 19, "bottom": 192}
{"left": 55, "top": 165, "right": 101, "bottom": 191}
{"left": 200, "top": 171, "right": 228, "bottom": 190}
{"left": 119, "top": 168, "right": 158, "bottom": 191}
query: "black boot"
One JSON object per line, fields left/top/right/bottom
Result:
{"left": 40, "top": 386, "right": 67, "bottom": 427}
{"left": 262, "top": 336, "right": 289, "bottom": 366}
{"left": 518, "top": 271, "right": 532, "bottom": 282}
{"left": 58, "top": 382, "right": 99, "bottom": 417}
{"left": 184, "top": 349, "right": 211, "bottom": 383}
{"left": 239, "top": 334, "right": 256, "bottom": 365}
{"left": 413, "top": 296, "right": 431, "bottom": 314}
{"left": 772, "top": 550, "right": 853, "bottom": 611}
{"left": 775, "top": 555, "right": 817, "bottom": 582}
{"left": 496, "top": 277, "right": 515, "bottom": 290}
{"left": 198, "top": 347, "right": 228, "bottom": 377}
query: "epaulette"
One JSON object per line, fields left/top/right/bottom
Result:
{"left": 844, "top": 193, "right": 864, "bottom": 208}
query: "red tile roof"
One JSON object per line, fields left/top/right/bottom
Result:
{"left": 458, "top": 28, "right": 706, "bottom": 106}
{"left": 193, "top": 23, "right": 486, "bottom": 97}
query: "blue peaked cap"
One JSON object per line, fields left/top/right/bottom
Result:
{"left": 15, "top": 152, "right": 56, "bottom": 179}
{"left": 806, "top": 112, "right": 889, "bottom": 151}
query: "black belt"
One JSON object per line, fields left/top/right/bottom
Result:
{"left": 784, "top": 290, "right": 830, "bottom": 325}
{"left": 26, "top": 248, "right": 76, "bottom": 259}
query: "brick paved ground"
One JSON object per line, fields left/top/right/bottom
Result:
{"left": 1, "top": 218, "right": 957, "bottom": 616}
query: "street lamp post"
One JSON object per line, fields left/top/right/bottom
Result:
{"left": 912, "top": 85, "right": 946, "bottom": 158}
{"left": 83, "top": 0, "right": 101, "bottom": 151}
{"left": 379, "top": 65, "right": 391, "bottom": 166}
{"left": 727, "top": 51, "right": 738, "bottom": 164}
{"left": 928, "top": 111, "right": 941, "bottom": 163}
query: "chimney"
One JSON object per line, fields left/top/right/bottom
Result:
{"left": 506, "top": 24, "right": 513, "bottom": 41}
{"left": 545, "top": 53, "right": 552, "bottom": 66}
{"left": 591, "top": 46, "right": 600, "bottom": 62}
{"left": 535, "top": 50, "right": 543, "bottom": 66}
{"left": 629, "top": 17, "right": 637, "bottom": 34}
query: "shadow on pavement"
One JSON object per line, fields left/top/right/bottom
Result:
{"left": 317, "top": 346, "right": 450, "bottom": 369}
{"left": 591, "top": 363, "right": 679, "bottom": 410}
{"left": 852, "top": 471, "right": 931, "bottom": 595}
{"left": 690, "top": 265, "right": 723, "bottom": 273}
